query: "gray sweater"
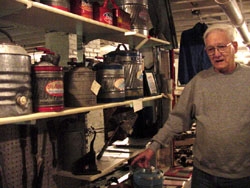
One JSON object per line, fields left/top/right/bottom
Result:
{"left": 149, "top": 63, "right": 250, "bottom": 179}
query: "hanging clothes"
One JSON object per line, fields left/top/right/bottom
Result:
{"left": 178, "top": 22, "right": 212, "bottom": 85}
{"left": 148, "top": 0, "right": 178, "bottom": 49}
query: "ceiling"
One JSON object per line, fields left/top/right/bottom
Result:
{"left": 0, "top": 0, "right": 250, "bottom": 51}
{"left": 170, "top": 0, "right": 250, "bottom": 45}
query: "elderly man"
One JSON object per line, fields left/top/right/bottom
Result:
{"left": 131, "top": 24, "right": 250, "bottom": 187}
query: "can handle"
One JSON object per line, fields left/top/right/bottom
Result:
{"left": 0, "top": 28, "right": 14, "bottom": 43}
{"left": 102, "top": 0, "right": 119, "bottom": 9}
{"left": 110, "top": 0, "right": 119, "bottom": 9}
{"left": 35, "top": 47, "right": 55, "bottom": 55}
{"left": 115, "top": 43, "right": 128, "bottom": 52}
{"left": 102, "top": 0, "right": 109, "bottom": 8}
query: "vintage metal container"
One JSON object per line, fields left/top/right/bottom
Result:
{"left": 95, "top": 62, "right": 125, "bottom": 103}
{"left": 133, "top": 167, "right": 163, "bottom": 188}
{"left": 105, "top": 44, "right": 144, "bottom": 99}
{"left": 93, "top": 0, "right": 113, "bottom": 25}
{"left": 0, "top": 43, "right": 32, "bottom": 117}
{"left": 58, "top": 117, "right": 86, "bottom": 171}
{"left": 70, "top": 0, "right": 93, "bottom": 19}
{"left": 64, "top": 65, "right": 97, "bottom": 107}
{"left": 117, "top": 0, "right": 150, "bottom": 35}
{"left": 32, "top": 55, "right": 64, "bottom": 112}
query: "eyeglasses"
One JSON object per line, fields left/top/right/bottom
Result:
{"left": 205, "top": 42, "right": 232, "bottom": 55}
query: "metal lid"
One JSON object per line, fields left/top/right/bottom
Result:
{"left": 95, "top": 63, "right": 123, "bottom": 70}
{"left": 33, "top": 65, "right": 63, "bottom": 71}
{"left": 0, "top": 43, "right": 28, "bottom": 55}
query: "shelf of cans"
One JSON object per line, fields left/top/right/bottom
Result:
{"left": 1, "top": 0, "right": 170, "bottom": 49}
{"left": 0, "top": 0, "right": 171, "bottom": 125}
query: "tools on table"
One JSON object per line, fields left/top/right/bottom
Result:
{"left": 72, "top": 127, "right": 101, "bottom": 175}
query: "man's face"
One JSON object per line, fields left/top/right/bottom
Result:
{"left": 205, "top": 30, "right": 238, "bottom": 73}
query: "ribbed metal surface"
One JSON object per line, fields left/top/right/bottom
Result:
{"left": 119, "top": 0, "right": 150, "bottom": 35}
{"left": 0, "top": 53, "right": 32, "bottom": 117}
{"left": 122, "top": 62, "right": 144, "bottom": 99}
{"left": 96, "top": 63, "right": 125, "bottom": 103}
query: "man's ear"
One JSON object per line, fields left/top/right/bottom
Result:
{"left": 232, "top": 41, "right": 238, "bottom": 53}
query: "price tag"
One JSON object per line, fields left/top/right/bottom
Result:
{"left": 91, "top": 80, "right": 101, "bottom": 96}
{"left": 132, "top": 99, "right": 143, "bottom": 112}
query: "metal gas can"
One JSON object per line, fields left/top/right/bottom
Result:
{"left": 32, "top": 52, "right": 64, "bottom": 112}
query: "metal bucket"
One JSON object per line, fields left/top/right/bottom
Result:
{"left": 32, "top": 64, "right": 64, "bottom": 112}
{"left": 40, "top": 0, "right": 70, "bottom": 11}
{"left": 133, "top": 167, "right": 163, "bottom": 188}
{"left": 58, "top": 118, "right": 86, "bottom": 171}
{"left": 95, "top": 63, "right": 125, "bottom": 103}
{"left": 64, "top": 66, "right": 96, "bottom": 107}
{"left": 117, "top": 0, "right": 150, "bottom": 35}
{"left": 0, "top": 43, "right": 32, "bottom": 117}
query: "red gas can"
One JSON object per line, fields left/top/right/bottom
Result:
{"left": 70, "top": 0, "right": 93, "bottom": 19}
{"left": 93, "top": 0, "right": 113, "bottom": 25}
{"left": 32, "top": 48, "right": 64, "bottom": 112}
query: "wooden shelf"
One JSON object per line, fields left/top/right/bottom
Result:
{"left": 0, "top": 0, "right": 170, "bottom": 49}
{"left": 57, "top": 137, "right": 148, "bottom": 181}
{"left": 0, "top": 94, "right": 163, "bottom": 125}
{"left": 57, "top": 148, "right": 143, "bottom": 181}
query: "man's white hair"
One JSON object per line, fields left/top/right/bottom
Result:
{"left": 203, "top": 24, "right": 237, "bottom": 43}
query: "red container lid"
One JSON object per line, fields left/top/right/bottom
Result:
{"left": 33, "top": 66, "right": 63, "bottom": 72}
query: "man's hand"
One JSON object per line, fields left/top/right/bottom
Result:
{"left": 131, "top": 148, "right": 155, "bottom": 168}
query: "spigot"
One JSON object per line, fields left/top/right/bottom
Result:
{"left": 17, "top": 96, "right": 28, "bottom": 106}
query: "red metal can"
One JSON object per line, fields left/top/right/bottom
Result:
{"left": 93, "top": 0, "right": 113, "bottom": 25}
{"left": 70, "top": 0, "right": 93, "bottom": 19}
{"left": 32, "top": 65, "right": 64, "bottom": 112}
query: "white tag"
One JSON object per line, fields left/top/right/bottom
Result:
{"left": 132, "top": 99, "right": 143, "bottom": 112}
{"left": 91, "top": 80, "right": 101, "bottom": 96}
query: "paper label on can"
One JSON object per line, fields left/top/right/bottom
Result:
{"left": 45, "top": 80, "right": 64, "bottom": 97}
{"left": 137, "top": 70, "right": 143, "bottom": 81}
{"left": 114, "top": 78, "right": 125, "bottom": 91}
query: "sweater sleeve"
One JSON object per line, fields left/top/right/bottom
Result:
{"left": 148, "top": 81, "right": 195, "bottom": 152}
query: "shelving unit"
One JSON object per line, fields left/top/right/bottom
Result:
{"left": 0, "top": 0, "right": 170, "bottom": 126}
{"left": 0, "top": 1, "right": 172, "bottom": 186}
{"left": 57, "top": 147, "right": 143, "bottom": 181}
